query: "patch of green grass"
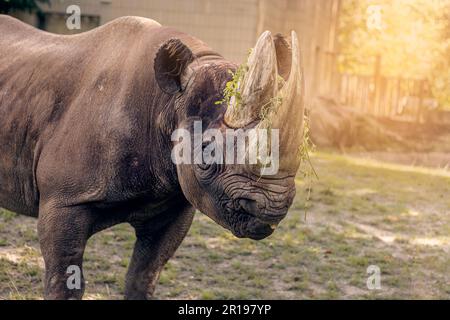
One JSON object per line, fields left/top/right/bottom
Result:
{"left": 348, "top": 256, "right": 369, "bottom": 267}
{"left": 93, "top": 273, "right": 118, "bottom": 285}
{"left": 159, "top": 262, "right": 178, "bottom": 285}
{"left": 200, "top": 290, "right": 216, "bottom": 300}
{"left": 0, "top": 209, "right": 17, "bottom": 222}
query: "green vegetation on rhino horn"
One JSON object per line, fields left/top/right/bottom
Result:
{"left": 215, "top": 49, "right": 317, "bottom": 212}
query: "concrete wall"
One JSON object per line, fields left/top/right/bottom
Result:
{"left": 12, "top": 0, "right": 341, "bottom": 105}
{"left": 31, "top": 0, "right": 259, "bottom": 63}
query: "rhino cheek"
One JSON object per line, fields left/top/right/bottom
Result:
{"left": 176, "top": 164, "right": 223, "bottom": 223}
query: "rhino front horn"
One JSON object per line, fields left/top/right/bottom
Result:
{"left": 224, "top": 31, "right": 279, "bottom": 128}
{"left": 226, "top": 30, "right": 305, "bottom": 173}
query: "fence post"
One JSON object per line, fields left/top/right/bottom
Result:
{"left": 312, "top": 45, "right": 321, "bottom": 99}
{"left": 416, "top": 80, "right": 425, "bottom": 124}
{"left": 373, "top": 54, "right": 382, "bottom": 116}
{"left": 393, "top": 77, "right": 401, "bottom": 118}
{"left": 330, "top": 51, "right": 337, "bottom": 98}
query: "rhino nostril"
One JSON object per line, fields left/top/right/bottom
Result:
{"left": 238, "top": 198, "right": 260, "bottom": 216}
{"left": 237, "top": 198, "right": 286, "bottom": 224}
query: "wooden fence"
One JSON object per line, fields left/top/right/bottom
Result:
{"left": 316, "top": 52, "right": 438, "bottom": 123}
{"left": 338, "top": 73, "right": 431, "bottom": 122}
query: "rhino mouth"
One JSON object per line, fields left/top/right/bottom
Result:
{"left": 215, "top": 178, "right": 295, "bottom": 240}
{"left": 224, "top": 205, "right": 286, "bottom": 240}
{"left": 238, "top": 217, "right": 277, "bottom": 240}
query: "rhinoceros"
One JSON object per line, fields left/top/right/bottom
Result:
{"left": 0, "top": 15, "right": 305, "bottom": 299}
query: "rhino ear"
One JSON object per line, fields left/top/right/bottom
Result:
{"left": 154, "top": 38, "right": 195, "bottom": 95}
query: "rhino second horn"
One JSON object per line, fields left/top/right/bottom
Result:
{"left": 224, "top": 31, "right": 278, "bottom": 129}
{"left": 265, "top": 30, "right": 305, "bottom": 171}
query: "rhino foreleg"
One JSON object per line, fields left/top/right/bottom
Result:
{"left": 124, "top": 205, "right": 194, "bottom": 300}
{"left": 37, "top": 203, "right": 93, "bottom": 300}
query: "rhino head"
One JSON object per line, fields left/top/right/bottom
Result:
{"left": 154, "top": 31, "right": 305, "bottom": 240}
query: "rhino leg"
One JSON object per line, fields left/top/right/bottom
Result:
{"left": 37, "top": 203, "right": 93, "bottom": 300}
{"left": 124, "top": 204, "right": 194, "bottom": 300}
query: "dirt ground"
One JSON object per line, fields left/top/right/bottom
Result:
{"left": 0, "top": 152, "right": 449, "bottom": 300}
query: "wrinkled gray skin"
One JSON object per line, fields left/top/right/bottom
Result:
{"left": 0, "top": 15, "right": 297, "bottom": 299}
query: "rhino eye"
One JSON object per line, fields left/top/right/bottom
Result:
{"left": 197, "top": 143, "right": 211, "bottom": 171}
